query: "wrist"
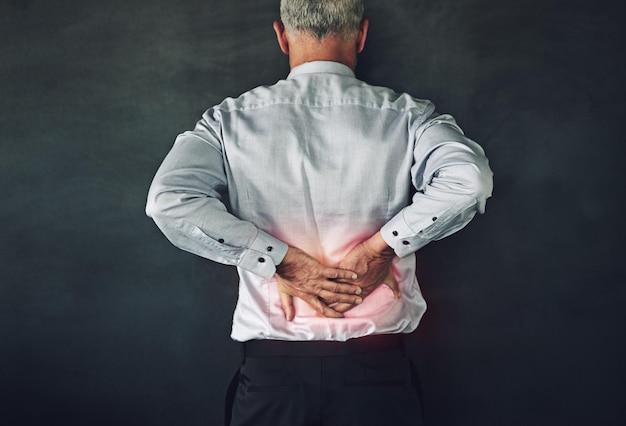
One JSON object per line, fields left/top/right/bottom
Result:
{"left": 277, "top": 246, "right": 294, "bottom": 269}
{"left": 365, "top": 232, "right": 394, "bottom": 257}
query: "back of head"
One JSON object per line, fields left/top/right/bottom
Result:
{"left": 280, "top": 0, "right": 365, "bottom": 40}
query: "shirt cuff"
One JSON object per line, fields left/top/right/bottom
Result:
{"left": 238, "top": 229, "right": 289, "bottom": 278}
{"left": 380, "top": 213, "right": 430, "bottom": 258}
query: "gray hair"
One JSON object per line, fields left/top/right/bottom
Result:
{"left": 280, "top": 0, "right": 365, "bottom": 40}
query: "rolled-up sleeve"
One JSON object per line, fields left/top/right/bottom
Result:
{"left": 145, "top": 110, "right": 288, "bottom": 278}
{"left": 381, "top": 113, "right": 493, "bottom": 257}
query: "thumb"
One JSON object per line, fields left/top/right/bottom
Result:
{"left": 383, "top": 268, "right": 401, "bottom": 299}
{"left": 279, "top": 291, "right": 295, "bottom": 321}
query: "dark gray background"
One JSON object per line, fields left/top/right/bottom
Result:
{"left": 1, "top": 0, "right": 624, "bottom": 425}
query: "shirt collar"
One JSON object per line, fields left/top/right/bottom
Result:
{"left": 287, "top": 61, "right": 356, "bottom": 79}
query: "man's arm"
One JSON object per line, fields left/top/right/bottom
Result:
{"left": 381, "top": 113, "right": 493, "bottom": 256}
{"left": 146, "top": 115, "right": 288, "bottom": 278}
{"left": 146, "top": 112, "right": 361, "bottom": 313}
{"left": 335, "top": 114, "right": 493, "bottom": 311}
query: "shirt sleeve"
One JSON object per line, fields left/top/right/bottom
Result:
{"left": 380, "top": 113, "right": 494, "bottom": 257}
{"left": 145, "top": 109, "right": 288, "bottom": 279}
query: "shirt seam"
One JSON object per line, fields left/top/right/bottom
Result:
{"left": 218, "top": 99, "right": 429, "bottom": 115}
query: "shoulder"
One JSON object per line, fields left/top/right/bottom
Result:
{"left": 351, "top": 80, "right": 435, "bottom": 115}
{"left": 212, "top": 79, "right": 296, "bottom": 113}
{"left": 207, "top": 75, "right": 436, "bottom": 119}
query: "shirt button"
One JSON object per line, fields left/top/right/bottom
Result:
{"left": 402, "top": 241, "right": 410, "bottom": 246}
{"left": 267, "top": 246, "right": 273, "bottom": 252}
{"left": 432, "top": 217, "right": 438, "bottom": 221}
{"left": 218, "top": 238, "right": 225, "bottom": 244}
{"left": 392, "top": 231, "right": 398, "bottom": 237}
{"left": 258, "top": 257, "right": 266, "bottom": 263}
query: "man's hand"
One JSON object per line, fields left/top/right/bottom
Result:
{"left": 332, "top": 232, "right": 400, "bottom": 313}
{"left": 275, "top": 246, "right": 362, "bottom": 321}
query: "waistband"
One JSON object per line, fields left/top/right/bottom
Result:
{"left": 243, "top": 334, "right": 405, "bottom": 357}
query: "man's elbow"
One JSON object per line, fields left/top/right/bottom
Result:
{"left": 145, "top": 186, "right": 160, "bottom": 219}
{"left": 145, "top": 183, "right": 171, "bottom": 222}
{"left": 467, "top": 161, "right": 493, "bottom": 213}
{"left": 145, "top": 189, "right": 183, "bottom": 249}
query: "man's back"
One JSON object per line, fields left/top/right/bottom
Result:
{"left": 151, "top": 60, "right": 489, "bottom": 341}
{"left": 217, "top": 61, "right": 430, "bottom": 265}
{"left": 223, "top": 61, "right": 429, "bottom": 339}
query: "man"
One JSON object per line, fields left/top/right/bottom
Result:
{"left": 146, "top": 0, "right": 493, "bottom": 425}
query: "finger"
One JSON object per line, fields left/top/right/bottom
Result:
{"left": 382, "top": 269, "right": 401, "bottom": 298}
{"left": 328, "top": 302, "right": 356, "bottom": 314}
{"left": 321, "top": 280, "right": 362, "bottom": 295}
{"left": 306, "top": 296, "right": 344, "bottom": 319}
{"left": 279, "top": 291, "right": 295, "bottom": 321}
{"left": 322, "top": 267, "right": 358, "bottom": 281}
{"left": 318, "top": 290, "right": 362, "bottom": 305}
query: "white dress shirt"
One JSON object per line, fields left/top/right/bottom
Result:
{"left": 146, "top": 61, "right": 493, "bottom": 342}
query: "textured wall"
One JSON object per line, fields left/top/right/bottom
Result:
{"left": 1, "top": 0, "right": 624, "bottom": 424}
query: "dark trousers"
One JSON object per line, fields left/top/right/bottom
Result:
{"left": 225, "top": 335, "right": 424, "bottom": 426}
